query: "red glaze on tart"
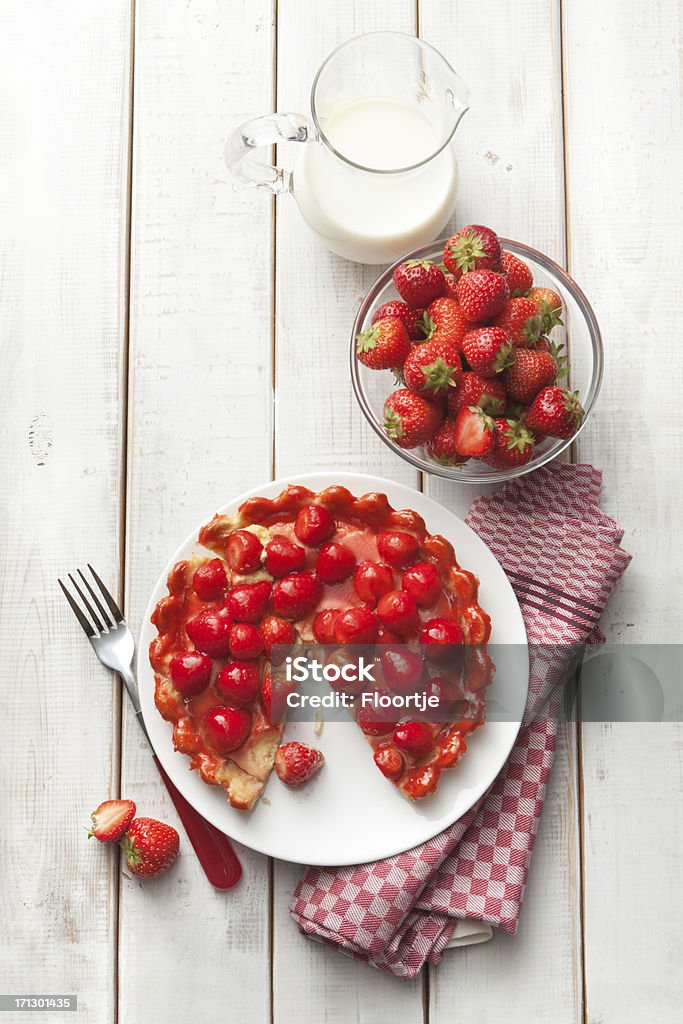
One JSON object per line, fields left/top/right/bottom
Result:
{"left": 149, "top": 485, "right": 494, "bottom": 810}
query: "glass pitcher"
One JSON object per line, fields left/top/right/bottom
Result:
{"left": 225, "top": 32, "right": 469, "bottom": 265}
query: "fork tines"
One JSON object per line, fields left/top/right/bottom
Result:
{"left": 58, "top": 565, "right": 124, "bottom": 637}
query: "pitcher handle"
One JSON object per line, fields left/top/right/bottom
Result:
{"left": 225, "top": 113, "right": 317, "bottom": 194}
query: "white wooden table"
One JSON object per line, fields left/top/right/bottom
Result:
{"left": 2, "top": 1, "right": 681, "bottom": 1021}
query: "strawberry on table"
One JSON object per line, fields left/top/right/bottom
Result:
{"left": 502, "top": 348, "right": 557, "bottom": 403}
{"left": 88, "top": 799, "right": 136, "bottom": 843}
{"left": 371, "top": 300, "right": 425, "bottom": 341}
{"left": 482, "top": 418, "right": 536, "bottom": 468}
{"left": 425, "top": 416, "right": 468, "bottom": 466}
{"left": 443, "top": 225, "right": 502, "bottom": 278}
{"left": 122, "top": 817, "right": 180, "bottom": 878}
{"left": 461, "top": 327, "right": 514, "bottom": 377}
{"left": 447, "top": 371, "right": 507, "bottom": 417}
{"left": 452, "top": 406, "right": 496, "bottom": 458}
{"left": 421, "top": 297, "right": 472, "bottom": 351}
{"left": 525, "top": 385, "right": 585, "bottom": 438}
{"left": 500, "top": 251, "right": 533, "bottom": 297}
{"left": 490, "top": 297, "right": 541, "bottom": 347}
{"left": 455, "top": 269, "right": 510, "bottom": 321}
{"left": 356, "top": 316, "right": 411, "bottom": 370}
{"left": 383, "top": 388, "right": 443, "bottom": 448}
{"left": 403, "top": 338, "right": 462, "bottom": 398}
{"left": 393, "top": 259, "right": 446, "bottom": 308}
{"left": 275, "top": 742, "right": 324, "bottom": 788}
{"left": 528, "top": 286, "right": 563, "bottom": 333}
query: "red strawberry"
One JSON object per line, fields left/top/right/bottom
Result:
{"left": 421, "top": 297, "right": 472, "bottom": 351}
{"left": 272, "top": 571, "right": 321, "bottom": 620}
{"left": 225, "top": 530, "right": 263, "bottom": 575}
{"left": 447, "top": 371, "right": 507, "bottom": 417}
{"left": 356, "top": 317, "right": 411, "bottom": 370}
{"left": 393, "top": 260, "right": 446, "bottom": 308}
{"left": 229, "top": 621, "right": 264, "bottom": 660}
{"left": 383, "top": 389, "right": 443, "bottom": 448}
{"left": 186, "top": 606, "right": 233, "bottom": 657}
{"left": 380, "top": 647, "right": 425, "bottom": 694}
{"left": 274, "top": 742, "right": 324, "bottom": 787}
{"left": 525, "top": 386, "right": 585, "bottom": 439}
{"left": 294, "top": 504, "right": 335, "bottom": 546}
{"left": 419, "top": 616, "right": 465, "bottom": 662}
{"left": 226, "top": 580, "right": 272, "bottom": 622}
{"left": 353, "top": 561, "right": 394, "bottom": 605}
{"left": 403, "top": 339, "right": 462, "bottom": 398}
{"left": 88, "top": 799, "right": 136, "bottom": 843}
{"left": 374, "top": 743, "right": 404, "bottom": 781}
{"left": 334, "top": 606, "right": 379, "bottom": 646}
{"left": 377, "top": 530, "right": 419, "bottom": 568}
{"left": 443, "top": 273, "right": 458, "bottom": 299}
{"left": 192, "top": 559, "right": 228, "bottom": 601}
{"left": 502, "top": 348, "right": 557, "bottom": 403}
{"left": 215, "top": 660, "right": 261, "bottom": 705}
{"left": 443, "top": 225, "right": 502, "bottom": 278}
{"left": 259, "top": 614, "right": 296, "bottom": 663}
{"left": 461, "top": 327, "right": 514, "bottom": 377}
{"left": 170, "top": 650, "right": 213, "bottom": 695}
{"left": 452, "top": 406, "right": 496, "bottom": 457}
{"left": 316, "top": 541, "right": 356, "bottom": 583}
{"left": 377, "top": 589, "right": 420, "bottom": 635}
{"left": 264, "top": 535, "right": 306, "bottom": 577}
{"left": 490, "top": 297, "right": 541, "bottom": 347}
{"left": 482, "top": 418, "right": 536, "bottom": 468}
{"left": 122, "top": 817, "right": 180, "bottom": 878}
{"left": 425, "top": 416, "right": 468, "bottom": 466}
{"left": 260, "top": 670, "right": 296, "bottom": 723}
{"left": 312, "top": 607, "right": 341, "bottom": 644}
{"left": 402, "top": 561, "right": 441, "bottom": 608}
{"left": 528, "top": 286, "right": 563, "bottom": 333}
{"left": 204, "top": 705, "right": 252, "bottom": 753}
{"left": 392, "top": 721, "right": 434, "bottom": 758}
{"left": 371, "top": 300, "right": 425, "bottom": 341}
{"left": 500, "top": 251, "right": 533, "bottom": 296}
{"left": 456, "top": 269, "right": 510, "bottom": 321}
{"left": 531, "top": 335, "right": 569, "bottom": 375}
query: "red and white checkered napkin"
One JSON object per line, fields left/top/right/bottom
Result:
{"left": 290, "top": 464, "right": 632, "bottom": 978}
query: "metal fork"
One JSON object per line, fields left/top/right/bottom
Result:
{"left": 59, "top": 565, "right": 242, "bottom": 889}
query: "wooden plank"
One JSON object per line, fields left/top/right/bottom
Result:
{"left": 272, "top": 2, "right": 426, "bottom": 1020}
{"left": 563, "top": 0, "right": 683, "bottom": 1020}
{"left": 420, "top": 2, "right": 583, "bottom": 1020}
{"left": 0, "top": 2, "right": 131, "bottom": 1020}
{"left": 118, "top": 2, "right": 275, "bottom": 1021}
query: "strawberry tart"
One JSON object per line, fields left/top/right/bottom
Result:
{"left": 149, "top": 485, "right": 494, "bottom": 810}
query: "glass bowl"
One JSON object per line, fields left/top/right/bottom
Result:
{"left": 350, "top": 238, "right": 603, "bottom": 483}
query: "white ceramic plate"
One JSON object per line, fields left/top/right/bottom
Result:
{"left": 137, "top": 472, "right": 528, "bottom": 866}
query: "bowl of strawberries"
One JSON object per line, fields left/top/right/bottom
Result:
{"left": 350, "top": 226, "right": 603, "bottom": 482}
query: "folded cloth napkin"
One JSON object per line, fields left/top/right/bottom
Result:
{"left": 290, "top": 463, "right": 632, "bottom": 978}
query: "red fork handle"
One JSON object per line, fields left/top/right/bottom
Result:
{"left": 153, "top": 755, "right": 243, "bottom": 889}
